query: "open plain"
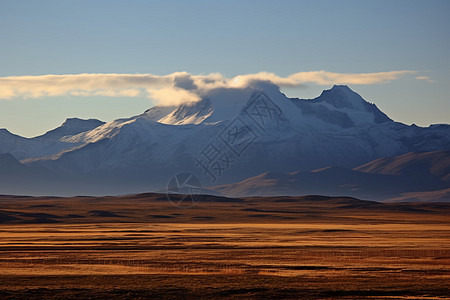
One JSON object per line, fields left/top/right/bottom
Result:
{"left": 0, "top": 193, "right": 449, "bottom": 299}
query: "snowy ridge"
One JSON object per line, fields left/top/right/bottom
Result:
{"left": 146, "top": 98, "right": 213, "bottom": 125}
{"left": 0, "top": 118, "right": 104, "bottom": 160}
{"left": 0, "top": 84, "right": 449, "bottom": 196}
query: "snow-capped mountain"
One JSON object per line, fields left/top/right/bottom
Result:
{"left": 38, "top": 118, "right": 105, "bottom": 140}
{"left": 1, "top": 84, "right": 449, "bottom": 198}
{"left": 143, "top": 98, "right": 213, "bottom": 125}
{"left": 0, "top": 118, "right": 104, "bottom": 160}
{"left": 291, "top": 85, "right": 392, "bottom": 127}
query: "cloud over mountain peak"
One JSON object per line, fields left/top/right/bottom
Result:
{"left": 0, "top": 70, "right": 419, "bottom": 106}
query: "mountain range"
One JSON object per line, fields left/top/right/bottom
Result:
{"left": 1, "top": 83, "right": 449, "bottom": 201}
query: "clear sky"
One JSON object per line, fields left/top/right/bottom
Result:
{"left": 0, "top": 0, "right": 449, "bottom": 137}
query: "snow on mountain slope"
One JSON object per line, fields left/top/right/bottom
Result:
{"left": 291, "top": 85, "right": 392, "bottom": 128}
{"left": 0, "top": 129, "right": 28, "bottom": 158}
{"left": 142, "top": 98, "right": 213, "bottom": 125}
{"left": 0, "top": 118, "right": 104, "bottom": 160}
{"left": 61, "top": 84, "right": 396, "bottom": 148}
{"left": 1, "top": 83, "right": 450, "bottom": 196}
{"left": 35, "top": 86, "right": 449, "bottom": 171}
{"left": 37, "top": 118, "right": 105, "bottom": 139}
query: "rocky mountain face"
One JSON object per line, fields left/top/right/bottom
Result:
{"left": 211, "top": 150, "right": 450, "bottom": 202}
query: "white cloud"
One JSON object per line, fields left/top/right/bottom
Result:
{"left": 0, "top": 70, "right": 420, "bottom": 105}
{"left": 147, "top": 87, "right": 200, "bottom": 106}
{"left": 415, "top": 76, "right": 434, "bottom": 83}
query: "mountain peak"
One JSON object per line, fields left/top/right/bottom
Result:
{"left": 143, "top": 86, "right": 263, "bottom": 125}
{"left": 318, "top": 85, "right": 365, "bottom": 109}
{"left": 0, "top": 128, "right": 11, "bottom": 134}
{"left": 321, "top": 85, "right": 391, "bottom": 123}
{"left": 37, "top": 118, "right": 105, "bottom": 139}
{"left": 331, "top": 84, "right": 351, "bottom": 90}
{"left": 0, "top": 128, "right": 21, "bottom": 138}
{"left": 62, "top": 118, "right": 104, "bottom": 128}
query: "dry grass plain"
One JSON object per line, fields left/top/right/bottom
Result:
{"left": 0, "top": 193, "right": 449, "bottom": 299}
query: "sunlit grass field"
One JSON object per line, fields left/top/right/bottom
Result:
{"left": 0, "top": 194, "right": 449, "bottom": 298}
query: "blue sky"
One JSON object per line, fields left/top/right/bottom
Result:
{"left": 0, "top": 0, "right": 449, "bottom": 137}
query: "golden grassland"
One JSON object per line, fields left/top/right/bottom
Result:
{"left": 0, "top": 194, "right": 449, "bottom": 299}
